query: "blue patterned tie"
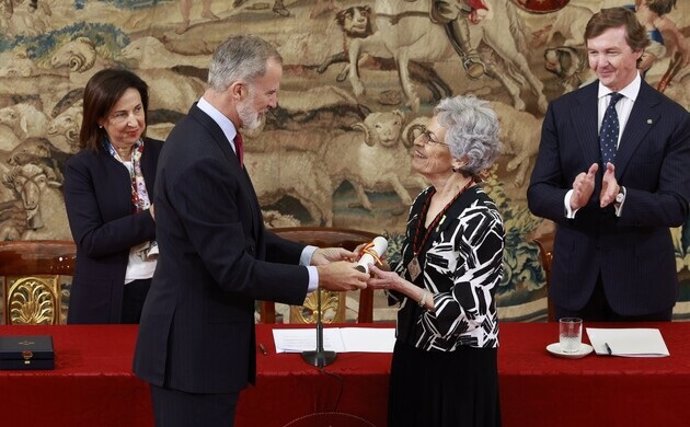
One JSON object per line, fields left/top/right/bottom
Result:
{"left": 599, "top": 92, "right": 624, "bottom": 165}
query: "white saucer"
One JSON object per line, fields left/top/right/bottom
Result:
{"left": 546, "top": 343, "right": 594, "bottom": 359}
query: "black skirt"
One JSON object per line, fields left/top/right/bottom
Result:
{"left": 387, "top": 340, "right": 501, "bottom": 427}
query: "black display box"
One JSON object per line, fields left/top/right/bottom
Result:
{"left": 0, "top": 335, "right": 55, "bottom": 370}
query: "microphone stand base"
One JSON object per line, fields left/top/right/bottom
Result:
{"left": 302, "top": 350, "right": 337, "bottom": 368}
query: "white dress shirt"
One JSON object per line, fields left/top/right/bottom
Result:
{"left": 564, "top": 73, "right": 641, "bottom": 218}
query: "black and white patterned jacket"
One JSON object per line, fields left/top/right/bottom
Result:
{"left": 390, "top": 185, "right": 504, "bottom": 351}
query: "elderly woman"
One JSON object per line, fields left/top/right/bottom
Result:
{"left": 63, "top": 69, "right": 163, "bottom": 324}
{"left": 368, "top": 95, "right": 503, "bottom": 427}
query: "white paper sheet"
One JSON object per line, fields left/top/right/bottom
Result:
{"left": 339, "top": 327, "right": 397, "bottom": 353}
{"left": 272, "top": 327, "right": 396, "bottom": 353}
{"left": 586, "top": 327, "right": 670, "bottom": 357}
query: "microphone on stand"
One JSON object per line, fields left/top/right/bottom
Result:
{"left": 302, "top": 236, "right": 388, "bottom": 368}
{"left": 302, "top": 285, "right": 337, "bottom": 368}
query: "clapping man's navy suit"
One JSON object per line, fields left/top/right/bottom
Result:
{"left": 528, "top": 8, "right": 690, "bottom": 321}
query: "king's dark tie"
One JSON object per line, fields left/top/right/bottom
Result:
{"left": 234, "top": 132, "right": 244, "bottom": 167}
{"left": 599, "top": 92, "right": 624, "bottom": 165}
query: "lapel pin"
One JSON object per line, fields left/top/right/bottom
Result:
{"left": 647, "top": 119, "right": 653, "bottom": 124}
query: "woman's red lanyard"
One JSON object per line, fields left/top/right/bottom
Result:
{"left": 407, "top": 179, "right": 473, "bottom": 281}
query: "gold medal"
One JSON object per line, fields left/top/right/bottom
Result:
{"left": 408, "top": 257, "right": 421, "bottom": 281}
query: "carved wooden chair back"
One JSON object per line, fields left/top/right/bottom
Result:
{"left": 0, "top": 240, "right": 76, "bottom": 325}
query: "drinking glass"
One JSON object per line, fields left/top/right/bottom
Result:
{"left": 559, "top": 317, "right": 582, "bottom": 353}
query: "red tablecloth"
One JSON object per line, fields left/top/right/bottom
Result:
{"left": 2, "top": 322, "right": 690, "bottom": 427}
{"left": 499, "top": 321, "right": 690, "bottom": 427}
{"left": 0, "top": 325, "right": 151, "bottom": 427}
{"left": 240, "top": 323, "right": 391, "bottom": 427}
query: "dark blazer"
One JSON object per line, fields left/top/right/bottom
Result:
{"left": 133, "top": 104, "right": 309, "bottom": 394}
{"left": 528, "top": 80, "right": 690, "bottom": 315}
{"left": 63, "top": 137, "right": 163, "bottom": 323}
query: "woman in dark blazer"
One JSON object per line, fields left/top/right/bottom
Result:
{"left": 63, "top": 69, "right": 163, "bottom": 324}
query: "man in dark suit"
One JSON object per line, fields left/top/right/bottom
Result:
{"left": 528, "top": 7, "right": 690, "bottom": 322}
{"left": 133, "top": 35, "right": 369, "bottom": 426}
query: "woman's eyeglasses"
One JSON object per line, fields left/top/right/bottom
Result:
{"left": 412, "top": 126, "right": 447, "bottom": 146}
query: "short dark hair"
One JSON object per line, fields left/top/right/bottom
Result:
{"left": 79, "top": 68, "right": 149, "bottom": 151}
{"left": 584, "top": 7, "right": 650, "bottom": 52}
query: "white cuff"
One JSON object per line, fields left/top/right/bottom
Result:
{"left": 614, "top": 186, "right": 626, "bottom": 217}
{"left": 306, "top": 266, "right": 318, "bottom": 292}
{"left": 300, "top": 245, "right": 319, "bottom": 292}
{"left": 564, "top": 189, "right": 580, "bottom": 219}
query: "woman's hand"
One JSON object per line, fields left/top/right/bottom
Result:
{"left": 367, "top": 264, "right": 404, "bottom": 291}
{"left": 149, "top": 204, "right": 155, "bottom": 221}
{"left": 369, "top": 264, "right": 431, "bottom": 310}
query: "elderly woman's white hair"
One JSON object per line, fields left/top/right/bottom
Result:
{"left": 434, "top": 95, "right": 501, "bottom": 177}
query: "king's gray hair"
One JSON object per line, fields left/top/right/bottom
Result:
{"left": 434, "top": 95, "right": 501, "bottom": 177}
{"left": 208, "top": 35, "right": 283, "bottom": 92}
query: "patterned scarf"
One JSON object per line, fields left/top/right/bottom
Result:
{"left": 104, "top": 138, "right": 151, "bottom": 213}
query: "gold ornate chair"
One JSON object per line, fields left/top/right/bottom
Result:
{"left": 0, "top": 240, "right": 76, "bottom": 325}
{"left": 533, "top": 233, "right": 555, "bottom": 322}
{"left": 262, "top": 227, "right": 379, "bottom": 324}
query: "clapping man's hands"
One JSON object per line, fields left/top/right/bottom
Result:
{"left": 599, "top": 162, "right": 619, "bottom": 208}
{"left": 570, "top": 163, "right": 598, "bottom": 210}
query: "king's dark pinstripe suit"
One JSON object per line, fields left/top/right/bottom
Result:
{"left": 133, "top": 104, "right": 309, "bottom": 403}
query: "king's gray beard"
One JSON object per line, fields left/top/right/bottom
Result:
{"left": 237, "top": 99, "right": 262, "bottom": 131}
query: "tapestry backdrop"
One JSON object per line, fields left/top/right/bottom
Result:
{"left": 1, "top": 0, "right": 689, "bottom": 321}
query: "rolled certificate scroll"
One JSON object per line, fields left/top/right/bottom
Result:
{"left": 355, "top": 236, "right": 388, "bottom": 274}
